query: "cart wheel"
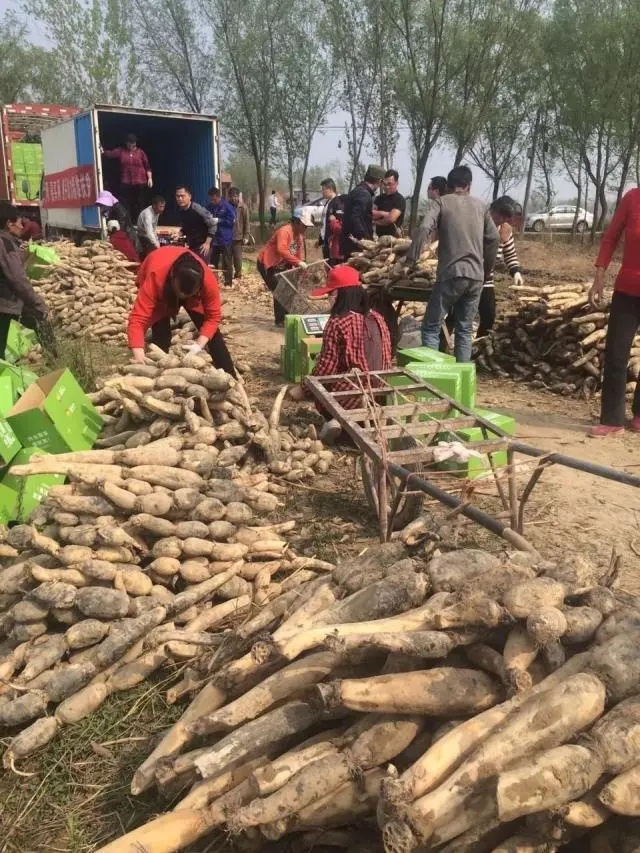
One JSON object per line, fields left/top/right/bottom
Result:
{"left": 361, "top": 435, "right": 424, "bottom": 532}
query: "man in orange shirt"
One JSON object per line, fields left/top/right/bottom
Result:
{"left": 257, "top": 207, "right": 312, "bottom": 326}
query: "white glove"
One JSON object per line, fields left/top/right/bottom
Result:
{"left": 298, "top": 261, "right": 308, "bottom": 269}
{"left": 513, "top": 271, "right": 523, "bottom": 286}
{"left": 147, "top": 176, "right": 153, "bottom": 189}
{"left": 182, "top": 343, "right": 203, "bottom": 355}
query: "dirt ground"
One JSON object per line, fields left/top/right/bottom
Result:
{"left": 1, "top": 235, "right": 639, "bottom": 852}
{"left": 224, "top": 237, "right": 640, "bottom": 595}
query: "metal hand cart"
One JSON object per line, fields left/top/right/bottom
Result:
{"left": 304, "top": 367, "right": 640, "bottom": 551}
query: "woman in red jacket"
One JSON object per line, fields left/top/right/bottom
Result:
{"left": 589, "top": 188, "right": 640, "bottom": 436}
{"left": 128, "top": 245, "right": 236, "bottom": 376}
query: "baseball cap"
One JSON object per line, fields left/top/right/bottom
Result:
{"left": 310, "top": 264, "right": 361, "bottom": 298}
{"left": 293, "top": 207, "right": 314, "bottom": 227}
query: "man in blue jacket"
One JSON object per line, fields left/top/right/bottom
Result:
{"left": 207, "top": 186, "right": 236, "bottom": 287}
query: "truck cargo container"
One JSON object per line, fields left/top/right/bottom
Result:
{"left": 0, "top": 103, "right": 78, "bottom": 211}
{"left": 40, "top": 104, "right": 221, "bottom": 237}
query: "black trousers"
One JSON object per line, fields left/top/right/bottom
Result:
{"left": 212, "top": 244, "right": 233, "bottom": 287}
{"left": 138, "top": 237, "right": 157, "bottom": 260}
{"left": 600, "top": 290, "right": 640, "bottom": 425}
{"left": 232, "top": 241, "right": 243, "bottom": 278}
{"left": 0, "top": 310, "right": 57, "bottom": 361}
{"left": 120, "top": 183, "right": 147, "bottom": 221}
{"left": 270, "top": 207, "right": 277, "bottom": 225}
{"left": 440, "top": 286, "right": 496, "bottom": 351}
{"left": 151, "top": 311, "right": 237, "bottom": 378}
{"left": 257, "top": 259, "right": 288, "bottom": 325}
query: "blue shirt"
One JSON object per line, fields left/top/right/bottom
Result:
{"left": 207, "top": 198, "right": 236, "bottom": 247}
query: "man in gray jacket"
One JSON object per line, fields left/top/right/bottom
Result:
{"left": 408, "top": 166, "right": 499, "bottom": 362}
{"left": 0, "top": 203, "right": 49, "bottom": 360}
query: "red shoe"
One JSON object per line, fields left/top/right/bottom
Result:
{"left": 628, "top": 416, "right": 640, "bottom": 432}
{"left": 588, "top": 424, "right": 625, "bottom": 437}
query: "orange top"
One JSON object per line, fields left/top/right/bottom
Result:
{"left": 257, "top": 223, "right": 304, "bottom": 269}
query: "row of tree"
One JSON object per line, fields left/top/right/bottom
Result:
{"left": 4, "top": 0, "right": 640, "bottom": 231}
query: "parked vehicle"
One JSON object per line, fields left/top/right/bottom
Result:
{"left": 40, "top": 104, "right": 221, "bottom": 237}
{"left": 300, "top": 196, "right": 327, "bottom": 225}
{"left": 525, "top": 205, "right": 593, "bottom": 233}
{"left": 0, "top": 103, "right": 78, "bottom": 213}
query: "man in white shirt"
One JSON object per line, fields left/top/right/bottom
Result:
{"left": 136, "top": 195, "right": 166, "bottom": 258}
{"left": 269, "top": 190, "right": 278, "bottom": 225}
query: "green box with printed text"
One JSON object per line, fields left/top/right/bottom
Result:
{"left": 0, "top": 447, "right": 65, "bottom": 524}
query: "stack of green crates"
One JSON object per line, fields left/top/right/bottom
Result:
{"left": 281, "top": 316, "right": 326, "bottom": 382}
{"left": 436, "top": 407, "right": 516, "bottom": 479}
{"left": 11, "top": 142, "right": 43, "bottom": 202}
{"left": 401, "top": 360, "right": 477, "bottom": 410}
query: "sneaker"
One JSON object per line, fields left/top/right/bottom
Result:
{"left": 588, "top": 424, "right": 625, "bottom": 437}
{"left": 628, "top": 416, "right": 640, "bottom": 432}
{"left": 319, "top": 418, "right": 342, "bottom": 445}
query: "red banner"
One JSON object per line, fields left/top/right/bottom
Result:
{"left": 42, "top": 164, "right": 96, "bottom": 208}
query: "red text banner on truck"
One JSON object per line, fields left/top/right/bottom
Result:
{"left": 0, "top": 104, "right": 78, "bottom": 208}
{"left": 40, "top": 104, "right": 221, "bottom": 237}
{"left": 42, "top": 165, "right": 96, "bottom": 208}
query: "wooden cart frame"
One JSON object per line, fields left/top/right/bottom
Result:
{"left": 304, "top": 367, "right": 640, "bottom": 550}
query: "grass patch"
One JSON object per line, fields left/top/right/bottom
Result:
{"left": 0, "top": 672, "right": 188, "bottom": 853}
{"left": 38, "top": 326, "right": 129, "bottom": 393}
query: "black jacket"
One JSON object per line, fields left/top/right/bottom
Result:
{"left": 0, "top": 233, "right": 47, "bottom": 318}
{"left": 341, "top": 182, "right": 375, "bottom": 258}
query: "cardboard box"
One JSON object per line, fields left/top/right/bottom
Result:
{"left": 7, "top": 368, "right": 103, "bottom": 454}
{"left": 0, "top": 361, "right": 37, "bottom": 406}
{"left": 4, "top": 321, "right": 38, "bottom": 364}
{"left": 0, "top": 447, "right": 65, "bottom": 524}
{"left": 0, "top": 417, "right": 21, "bottom": 467}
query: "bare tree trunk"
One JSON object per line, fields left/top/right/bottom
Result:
{"left": 300, "top": 149, "right": 311, "bottom": 203}
{"left": 492, "top": 176, "right": 500, "bottom": 201}
{"left": 570, "top": 160, "right": 582, "bottom": 243}
{"left": 520, "top": 109, "right": 541, "bottom": 235}
{"left": 287, "top": 156, "right": 295, "bottom": 215}
{"left": 410, "top": 149, "right": 429, "bottom": 229}
{"left": 617, "top": 152, "right": 633, "bottom": 207}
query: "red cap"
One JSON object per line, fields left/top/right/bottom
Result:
{"left": 310, "top": 264, "right": 361, "bottom": 298}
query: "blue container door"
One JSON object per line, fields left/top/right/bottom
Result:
{"left": 74, "top": 113, "right": 100, "bottom": 228}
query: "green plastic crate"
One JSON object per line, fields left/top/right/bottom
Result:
{"left": 436, "top": 407, "right": 516, "bottom": 479}
{"left": 387, "top": 369, "right": 462, "bottom": 419}
{"left": 300, "top": 337, "right": 322, "bottom": 379}
{"left": 404, "top": 361, "right": 476, "bottom": 409}
{"left": 397, "top": 347, "right": 455, "bottom": 367}
{"left": 7, "top": 368, "right": 103, "bottom": 454}
{"left": 0, "top": 447, "right": 65, "bottom": 524}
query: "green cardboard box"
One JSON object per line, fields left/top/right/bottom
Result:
{"left": 7, "top": 368, "right": 103, "bottom": 454}
{"left": 436, "top": 407, "right": 516, "bottom": 479}
{"left": 0, "top": 417, "right": 21, "bottom": 467}
{"left": 397, "top": 347, "right": 455, "bottom": 367}
{"left": 5, "top": 321, "right": 38, "bottom": 363}
{"left": 0, "top": 447, "right": 65, "bottom": 524}
{"left": 0, "top": 376, "right": 13, "bottom": 417}
{"left": 0, "top": 361, "right": 38, "bottom": 403}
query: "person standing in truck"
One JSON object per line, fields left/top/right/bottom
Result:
{"left": 207, "top": 186, "right": 236, "bottom": 288}
{"left": 0, "top": 203, "right": 50, "bottom": 359}
{"left": 102, "top": 133, "right": 153, "bottom": 221}
{"left": 229, "top": 187, "right": 250, "bottom": 280}
{"left": 175, "top": 185, "right": 218, "bottom": 262}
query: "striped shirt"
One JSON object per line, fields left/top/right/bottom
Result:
{"left": 485, "top": 225, "right": 520, "bottom": 287}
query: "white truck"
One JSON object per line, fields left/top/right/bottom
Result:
{"left": 40, "top": 103, "right": 221, "bottom": 238}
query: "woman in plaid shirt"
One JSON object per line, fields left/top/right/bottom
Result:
{"left": 307, "top": 265, "right": 391, "bottom": 442}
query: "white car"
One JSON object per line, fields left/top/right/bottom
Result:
{"left": 300, "top": 196, "right": 327, "bottom": 225}
{"left": 525, "top": 205, "right": 593, "bottom": 233}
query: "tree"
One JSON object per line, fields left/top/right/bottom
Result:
{"left": 264, "top": 0, "right": 333, "bottom": 210}
{"left": 132, "top": 0, "right": 213, "bottom": 113}
{"left": 23, "top": 0, "right": 145, "bottom": 105}
{"left": 206, "top": 0, "right": 277, "bottom": 234}
{"left": 0, "top": 13, "right": 32, "bottom": 103}
{"left": 325, "top": 0, "right": 380, "bottom": 189}
{"left": 445, "top": 0, "right": 542, "bottom": 166}
{"left": 380, "top": 0, "right": 453, "bottom": 226}
{"left": 547, "top": 0, "right": 626, "bottom": 233}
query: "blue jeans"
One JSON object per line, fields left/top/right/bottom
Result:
{"left": 422, "top": 277, "right": 484, "bottom": 362}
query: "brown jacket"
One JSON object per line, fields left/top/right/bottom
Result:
{"left": 0, "top": 232, "right": 47, "bottom": 318}
{"left": 232, "top": 202, "right": 249, "bottom": 241}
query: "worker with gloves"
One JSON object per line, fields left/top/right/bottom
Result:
{"left": 257, "top": 207, "right": 312, "bottom": 326}
{"left": 0, "top": 202, "right": 52, "bottom": 360}
{"left": 175, "top": 184, "right": 219, "bottom": 262}
{"left": 127, "top": 245, "right": 236, "bottom": 377}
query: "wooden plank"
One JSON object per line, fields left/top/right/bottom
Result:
{"left": 388, "top": 439, "right": 509, "bottom": 467}
{"left": 362, "top": 416, "right": 481, "bottom": 440}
